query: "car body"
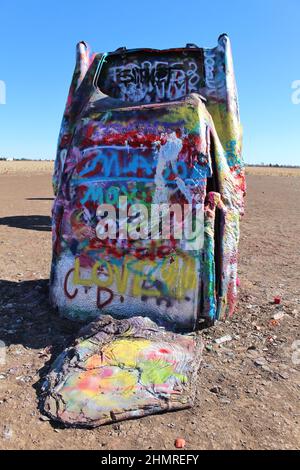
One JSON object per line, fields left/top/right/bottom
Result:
{"left": 50, "top": 35, "right": 245, "bottom": 332}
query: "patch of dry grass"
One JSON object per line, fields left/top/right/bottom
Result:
{"left": 246, "top": 166, "right": 300, "bottom": 177}
{"left": 0, "top": 161, "right": 54, "bottom": 175}
{"left": 1, "top": 161, "right": 299, "bottom": 178}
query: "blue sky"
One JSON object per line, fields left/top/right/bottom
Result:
{"left": 0, "top": 0, "right": 299, "bottom": 165}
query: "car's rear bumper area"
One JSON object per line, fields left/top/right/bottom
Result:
{"left": 50, "top": 94, "right": 227, "bottom": 330}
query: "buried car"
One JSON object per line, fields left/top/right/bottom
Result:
{"left": 44, "top": 36, "right": 245, "bottom": 426}
{"left": 50, "top": 34, "right": 245, "bottom": 330}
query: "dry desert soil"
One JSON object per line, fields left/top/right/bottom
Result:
{"left": 0, "top": 162, "right": 299, "bottom": 450}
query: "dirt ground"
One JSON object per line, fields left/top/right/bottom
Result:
{"left": 0, "top": 162, "right": 299, "bottom": 450}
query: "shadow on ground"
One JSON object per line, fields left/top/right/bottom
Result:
{"left": 0, "top": 278, "right": 83, "bottom": 427}
{"left": 0, "top": 279, "right": 79, "bottom": 351}
{"left": 26, "top": 198, "right": 54, "bottom": 201}
{"left": 0, "top": 215, "right": 51, "bottom": 231}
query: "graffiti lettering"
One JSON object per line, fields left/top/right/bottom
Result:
{"left": 81, "top": 184, "right": 151, "bottom": 207}
{"left": 97, "top": 287, "right": 114, "bottom": 308}
{"left": 204, "top": 50, "right": 215, "bottom": 94}
{"left": 106, "top": 60, "right": 200, "bottom": 102}
{"left": 77, "top": 146, "right": 209, "bottom": 186}
{"left": 64, "top": 268, "right": 78, "bottom": 299}
{"left": 86, "top": 238, "right": 178, "bottom": 260}
{"left": 70, "top": 254, "right": 198, "bottom": 302}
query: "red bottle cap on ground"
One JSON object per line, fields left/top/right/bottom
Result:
{"left": 175, "top": 438, "right": 186, "bottom": 449}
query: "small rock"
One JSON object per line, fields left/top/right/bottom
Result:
{"left": 278, "top": 372, "right": 289, "bottom": 380}
{"left": 223, "top": 350, "right": 235, "bottom": 358}
{"left": 254, "top": 357, "right": 267, "bottom": 367}
{"left": 253, "top": 324, "right": 261, "bottom": 331}
{"left": 3, "top": 426, "right": 13, "bottom": 440}
{"left": 261, "top": 365, "right": 272, "bottom": 373}
{"left": 39, "top": 415, "right": 50, "bottom": 422}
{"left": 210, "top": 385, "right": 222, "bottom": 394}
{"left": 16, "top": 375, "right": 32, "bottom": 383}
{"left": 219, "top": 398, "right": 231, "bottom": 404}
{"left": 214, "top": 335, "right": 232, "bottom": 345}
{"left": 266, "top": 356, "right": 277, "bottom": 364}
{"left": 272, "top": 312, "right": 285, "bottom": 321}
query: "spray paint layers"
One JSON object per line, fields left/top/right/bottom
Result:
{"left": 50, "top": 36, "right": 245, "bottom": 328}
{"left": 42, "top": 316, "right": 203, "bottom": 427}
{"left": 45, "top": 36, "right": 245, "bottom": 427}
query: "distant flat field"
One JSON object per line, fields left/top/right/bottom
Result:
{"left": 1, "top": 161, "right": 299, "bottom": 177}
{"left": 246, "top": 166, "right": 300, "bottom": 176}
{"left": 0, "top": 161, "right": 54, "bottom": 175}
{"left": 1, "top": 160, "right": 299, "bottom": 179}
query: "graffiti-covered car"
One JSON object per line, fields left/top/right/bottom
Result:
{"left": 50, "top": 35, "right": 245, "bottom": 332}
{"left": 44, "top": 35, "right": 246, "bottom": 427}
